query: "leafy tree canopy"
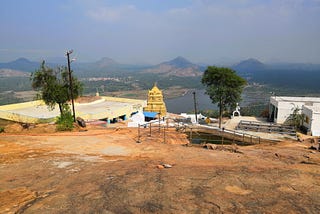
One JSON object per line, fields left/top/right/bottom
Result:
{"left": 202, "top": 66, "right": 246, "bottom": 127}
{"left": 31, "top": 61, "right": 83, "bottom": 115}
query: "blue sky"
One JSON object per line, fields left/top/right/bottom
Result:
{"left": 0, "top": 0, "right": 319, "bottom": 64}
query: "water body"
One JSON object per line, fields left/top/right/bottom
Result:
{"left": 165, "top": 89, "right": 268, "bottom": 114}
{"left": 165, "top": 90, "right": 216, "bottom": 113}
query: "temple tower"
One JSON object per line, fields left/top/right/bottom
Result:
{"left": 144, "top": 83, "right": 167, "bottom": 116}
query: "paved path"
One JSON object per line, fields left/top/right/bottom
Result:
{"left": 223, "top": 116, "right": 297, "bottom": 140}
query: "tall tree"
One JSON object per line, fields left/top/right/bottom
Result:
{"left": 31, "top": 61, "right": 83, "bottom": 115}
{"left": 202, "top": 66, "right": 246, "bottom": 128}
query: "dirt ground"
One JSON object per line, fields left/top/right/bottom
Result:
{"left": 0, "top": 124, "right": 320, "bottom": 213}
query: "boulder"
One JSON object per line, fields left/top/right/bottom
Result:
{"left": 76, "top": 117, "right": 86, "bottom": 128}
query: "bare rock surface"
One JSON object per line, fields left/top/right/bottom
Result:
{"left": 0, "top": 126, "right": 320, "bottom": 213}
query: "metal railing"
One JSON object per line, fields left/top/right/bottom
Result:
{"left": 184, "top": 125, "right": 279, "bottom": 145}
{"left": 236, "top": 120, "right": 296, "bottom": 136}
{"left": 136, "top": 119, "right": 280, "bottom": 145}
{"left": 136, "top": 119, "right": 169, "bottom": 144}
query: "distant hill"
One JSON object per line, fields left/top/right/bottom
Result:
{"left": 232, "top": 58, "right": 266, "bottom": 73}
{"left": 94, "top": 57, "right": 118, "bottom": 68}
{"left": 0, "top": 58, "right": 39, "bottom": 72}
{"left": 143, "top": 56, "right": 203, "bottom": 77}
{"left": 0, "top": 57, "right": 128, "bottom": 77}
{"left": 72, "top": 57, "right": 152, "bottom": 77}
{"left": 230, "top": 58, "right": 320, "bottom": 91}
{"left": 162, "top": 56, "right": 194, "bottom": 68}
{"left": 1, "top": 57, "right": 320, "bottom": 90}
{"left": 232, "top": 58, "right": 320, "bottom": 74}
{"left": 0, "top": 58, "right": 62, "bottom": 73}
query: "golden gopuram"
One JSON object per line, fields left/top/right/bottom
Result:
{"left": 144, "top": 83, "right": 167, "bottom": 117}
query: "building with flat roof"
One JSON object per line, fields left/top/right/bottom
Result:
{"left": 302, "top": 105, "right": 320, "bottom": 136}
{"left": 0, "top": 96, "right": 147, "bottom": 124}
{"left": 269, "top": 96, "right": 320, "bottom": 136}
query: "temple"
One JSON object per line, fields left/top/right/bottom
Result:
{"left": 144, "top": 83, "right": 167, "bottom": 117}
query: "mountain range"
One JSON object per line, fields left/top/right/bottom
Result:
{"left": 0, "top": 56, "right": 204, "bottom": 77}
{"left": 1, "top": 57, "right": 320, "bottom": 79}
{"left": 1, "top": 56, "right": 320, "bottom": 94}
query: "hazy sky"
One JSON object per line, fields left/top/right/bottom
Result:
{"left": 0, "top": 0, "right": 319, "bottom": 64}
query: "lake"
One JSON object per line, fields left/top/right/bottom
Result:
{"left": 165, "top": 90, "right": 216, "bottom": 113}
{"left": 165, "top": 89, "right": 269, "bottom": 114}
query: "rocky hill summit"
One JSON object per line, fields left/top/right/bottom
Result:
{"left": 143, "top": 56, "right": 203, "bottom": 77}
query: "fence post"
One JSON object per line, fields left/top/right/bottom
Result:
{"left": 137, "top": 124, "right": 141, "bottom": 143}
{"left": 233, "top": 130, "right": 235, "bottom": 144}
{"left": 190, "top": 127, "right": 193, "bottom": 143}
{"left": 163, "top": 126, "right": 166, "bottom": 143}
{"left": 243, "top": 133, "right": 245, "bottom": 143}
{"left": 149, "top": 123, "right": 152, "bottom": 136}
{"left": 222, "top": 128, "right": 224, "bottom": 145}
{"left": 166, "top": 118, "right": 169, "bottom": 130}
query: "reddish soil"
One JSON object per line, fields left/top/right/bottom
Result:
{"left": 0, "top": 124, "right": 320, "bottom": 213}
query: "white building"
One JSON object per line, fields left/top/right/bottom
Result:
{"left": 127, "top": 111, "right": 146, "bottom": 127}
{"left": 180, "top": 113, "right": 206, "bottom": 124}
{"left": 269, "top": 96, "right": 320, "bottom": 136}
{"left": 302, "top": 105, "right": 320, "bottom": 136}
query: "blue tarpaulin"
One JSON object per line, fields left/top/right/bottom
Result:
{"left": 143, "top": 111, "right": 158, "bottom": 118}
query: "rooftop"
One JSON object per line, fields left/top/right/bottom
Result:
{"left": 0, "top": 96, "right": 146, "bottom": 123}
{"left": 271, "top": 96, "right": 320, "bottom": 103}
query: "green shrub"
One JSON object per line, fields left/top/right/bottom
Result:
{"left": 56, "top": 110, "right": 74, "bottom": 131}
{"left": 0, "top": 127, "right": 4, "bottom": 133}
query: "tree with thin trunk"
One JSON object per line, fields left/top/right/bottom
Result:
{"left": 31, "top": 61, "right": 83, "bottom": 115}
{"left": 202, "top": 66, "right": 246, "bottom": 128}
{"left": 285, "top": 106, "right": 304, "bottom": 130}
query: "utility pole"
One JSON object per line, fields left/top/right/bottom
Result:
{"left": 193, "top": 91, "right": 198, "bottom": 123}
{"left": 66, "top": 50, "right": 76, "bottom": 122}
